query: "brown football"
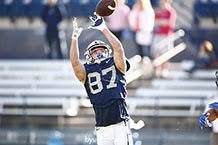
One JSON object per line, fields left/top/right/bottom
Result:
{"left": 95, "top": 0, "right": 116, "bottom": 17}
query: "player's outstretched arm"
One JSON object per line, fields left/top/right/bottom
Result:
{"left": 102, "top": 26, "right": 126, "bottom": 74}
{"left": 89, "top": 13, "right": 126, "bottom": 74}
{"left": 70, "top": 18, "right": 86, "bottom": 83}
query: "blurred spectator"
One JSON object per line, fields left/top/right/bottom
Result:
{"left": 151, "top": 0, "right": 177, "bottom": 77}
{"left": 152, "top": 0, "right": 176, "bottom": 56}
{"left": 128, "top": 0, "right": 155, "bottom": 59}
{"left": 41, "top": 0, "right": 65, "bottom": 59}
{"left": 106, "top": 0, "right": 130, "bottom": 40}
{"left": 47, "top": 131, "right": 64, "bottom": 145}
{"left": 189, "top": 40, "right": 217, "bottom": 73}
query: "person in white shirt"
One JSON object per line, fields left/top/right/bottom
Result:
{"left": 128, "top": 0, "right": 155, "bottom": 59}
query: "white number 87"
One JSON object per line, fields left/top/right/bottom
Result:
{"left": 87, "top": 66, "right": 117, "bottom": 94}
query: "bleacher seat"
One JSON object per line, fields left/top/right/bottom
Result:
{"left": 193, "top": 0, "right": 218, "bottom": 24}
{"left": 0, "top": 60, "right": 86, "bottom": 116}
{"left": 131, "top": 68, "right": 217, "bottom": 117}
{"left": 0, "top": 0, "right": 14, "bottom": 17}
{"left": 0, "top": 0, "right": 160, "bottom": 18}
{"left": 31, "top": 0, "right": 46, "bottom": 16}
{"left": 0, "top": 1, "right": 4, "bottom": 16}
{"left": 151, "top": 79, "right": 216, "bottom": 89}
{"left": 0, "top": 0, "right": 98, "bottom": 18}
{"left": 194, "top": 1, "right": 213, "bottom": 17}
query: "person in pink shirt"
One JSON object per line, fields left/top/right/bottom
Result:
{"left": 152, "top": 0, "right": 176, "bottom": 56}
{"left": 155, "top": 0, "right": 176, "bottom": 36}
{"left": 152, "top": 0, "right": 177, "bottom": 77}
{"left": 128, "top": 0, "right": 155, "bottom": 59}
{"left": 106, "top": 0, "right": 130, "bottom": 40}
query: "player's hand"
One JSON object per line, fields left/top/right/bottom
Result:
{"left": 199, "top": 112, "right": 212, "bottom": 128}
{"left": 89, "top": 12, "right": 106, "bottom": 31}
{"left": 209, "top": 102, "right": 218, "bottom": 109}
{"left": 71, "top": 17, "right": 83, "bottom": 40}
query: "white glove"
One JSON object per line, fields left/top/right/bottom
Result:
{"left": 71, "top": 17, "right": 83, "bottom": 39}
{"left": 89, "top": 12, "right": 107, "bottom": 31}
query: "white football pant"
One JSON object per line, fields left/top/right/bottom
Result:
{"left": 96, "top": 121, "right": 132, "bottom": 145}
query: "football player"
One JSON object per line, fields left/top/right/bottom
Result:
{"left": 70, "top": 13, "right": 131, "bottom": 145}
{"left": 199, "top": 71, "right": 218, "bottom": 128}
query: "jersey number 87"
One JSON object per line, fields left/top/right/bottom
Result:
{"left": 87, "top": 66, "right": 117, "bottom": 94}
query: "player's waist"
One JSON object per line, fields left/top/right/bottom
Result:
{"left": 95, "top": 120, "right": 127, "bottom": 129}
{"left": 92, "top": 98, "right": 125, "bottom": 108}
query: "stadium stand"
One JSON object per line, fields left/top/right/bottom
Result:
{"left": 131, "top": 61, "right": 217, "bottom": 117}
{"left": 151, "top": 79, "right": 216, "bottom": 89}
{"left": 194, "top": 0, "right": 218, "bottom": 18}
{"left": 0, "top": 59, "right": 215, "bottom": 119}
{"left": 0, "top": 28, "right": 186, "bottom": 117}
{"left": 0, "top": 60, "right": 85, "bottom": 116}
{"left": 193, "top": 0, "right": 218, "bottom": 24}
{"left": 0, "top": 0, "right": 159, "bottom": 18}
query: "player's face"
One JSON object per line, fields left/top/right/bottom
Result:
{"left": 90, "top": 47, "right": 106, "bottom": 60}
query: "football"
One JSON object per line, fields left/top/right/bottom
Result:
{"left": 95, "top": 0, "right": 116, "bottom": 17}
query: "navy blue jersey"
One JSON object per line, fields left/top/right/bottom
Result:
{"left": 84, "top": 57, "right": 128, "bottom": 107}
{"left": 84, "top": 57, "right": 129, "bottom": 126}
